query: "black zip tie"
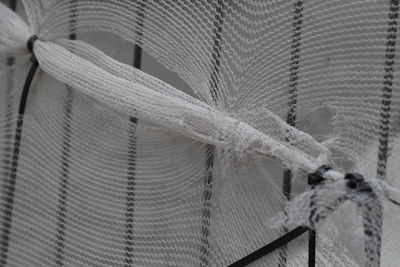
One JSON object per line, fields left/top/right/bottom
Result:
{"left": 310, "top": 168, "right": 382, "bottom": 267}
{"left": 307, "top": 165, "right": 332, "bottom": 186}
{"left": 228, "top": 165, "right": 382, "bottom": 267}
{"left": 27, "top": 35, "right": 38, "bottom": 54}
{"left": 20, "top": 35, "right": 39, "bottom": 114}
{"left": 124, "top": 1, "right": 145, "bottom": 264}
{"left": 54, "top": 5, "right": 77, "bottom": 264}
{"left": 387, "top": 195, "right": 400, "bottom": 206}
{"left": 0, "top": 35, "right": 40, "bottom": 265}
{"left": 345, "top": 172, "right": 372, "bottom": 192}
{"left": 307, "top": 165, "right": 331, "bottom": 267}
{"left": 228, "top": 166, "right": 332, "bottom": 267}
{"left": 228, "top": 226, "right": 309, "bottom": 267}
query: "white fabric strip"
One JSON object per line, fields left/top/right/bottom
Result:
{"left": 34, "top": 39, "right": 325, "bottom": 172}
{"left": 2, "top": 2, "right": 400, "bottom": 266}
{"left": 0, "top": 1, "right": 330, "bottom": 172}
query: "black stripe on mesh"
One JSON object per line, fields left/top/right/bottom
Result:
{"left": 54, "top": 1, "right": 77, "bottom": 266}
{"left": 279, "top": 1, "right": 304, "bottom": 266}
{"left": 372, "top": 1, "right": 400, "bottom": 266}
{"left": 377, "top": 0, "right": 399, "bottom": 179}
{"left": 209, "top": 0, "right": 225, "bottom": 103}
{"left": 0, "top": 0, "right": 17, "bottom": 263}
{"left": 0, "top": 56, "right": 39, "bottom": 266}
{"left": 200, "top": 1, "right": 225, "bottom": 266}
{"left": 124, "top": 1, "right": 146, "bottom": 266}
{"left": 0, "top": 2, "right": 20, "bottom": 265}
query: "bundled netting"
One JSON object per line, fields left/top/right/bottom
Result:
{"left": 1, "top": 0, "right": 400, "bottom": 266}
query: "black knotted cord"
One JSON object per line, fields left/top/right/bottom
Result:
{"left": 0, "top": 35, "right": 39, "bottom": 266}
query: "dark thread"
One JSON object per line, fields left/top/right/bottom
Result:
{"left": 0, "top": 55, "right": 39, "bottom": 267}
{"left": 373, "top": 1, "right": 400, "bottom": 266}
{"left": 280, "top": 1, "right": 303, "bottom": 266}
{"left": 54, "top": 1, "right": 77, "bottom": 265}
{"left": 377, "top": 0, "right": 399, "bottom": 179}
{"left": 208, "top": 0, "right": 225, "bottom": 104}
{"left": 124, "top": 116, "right": 137, "bottom": 267}
{"left": 200, "top": 1, "right": 225, "bottom": 266}
{"left": 0, "top": 2, "right": 18, "bottom": 265}
{"left": 124, "top": 1, "right": 146, "bottom": 266}
{"left": 54, "top": 86, "right": 74, "bottom": 267}
{"left": 200, "top": 145, "right": 214, "bottom": 267}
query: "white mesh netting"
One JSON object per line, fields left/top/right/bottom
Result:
{"left": 1, "top": 0, "right": 400, "bottom": 266}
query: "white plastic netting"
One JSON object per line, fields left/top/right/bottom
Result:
{"left": 1, "top": 0, "right": 400, "bottom": 266}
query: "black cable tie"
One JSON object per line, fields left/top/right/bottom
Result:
{"left": 228, "top": 166, "right": 384, "bottom": 267}
{"left": 227, "top": 226, "right": 309, "bottom": 267}
{"left": 387, "top": 196, "right": 400, "bottom": 206}
{"left": 27, "top": 35, "right": 39, "bottom": 54}
{"left": 344, "top": 172, "right": 372, "bottom": 193}
{"left": 307, "top": 165, "right": 332, "bottom": 186}
{"left": 1, "top": 37, "right": 40, "bottom": 262}
{"left": 307, "top": 165, "right": 332, "bottom": 267}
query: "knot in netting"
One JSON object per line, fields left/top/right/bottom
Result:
{"left": 304, "top": 166, "right": 382, "bottom": 225}
{"left": 217, "top": 120, "right": 259, "bottom": 160}
{"left": 279, "top": 166, "right": 386, "bottom": 266}
{"left": 345, "top": 173, "right": 373, "bottom": 193}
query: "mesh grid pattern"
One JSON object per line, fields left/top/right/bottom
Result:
{"left": 1, "top": 0, "right": 400, "bottom": 266}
